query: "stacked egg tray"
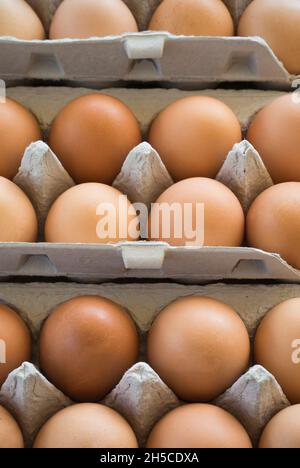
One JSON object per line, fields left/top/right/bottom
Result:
{"left": 0, "top": 0, "right": 295, "bottom": 89}
{"left": 1, "top": 281, "right": 299, "bottom": 448}
{"left": 1, "top": 85, "right": 299, "bottom": 283}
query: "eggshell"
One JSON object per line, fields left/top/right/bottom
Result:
{"left": 148, "top": 0, "right": 234, "bottom": 36}
{"left": 39, "top": 296, "right": 139, "bottom": 402}
{"left": 50, "top": 0, "right": 138, "bottom": 39}
{"left": 247, "top": 94, "right": 300, "bottom": 184}
{"left": 0, "top": 405, "right": 24, "bottom": 448}
{"left": 254, "top": 298, "right": 300, "bottom": 404}
{"left": 49, "top": 94, "right": 141, "bottom": 185}
{"left": 0, "top": 0, "right": 45, "bottom": 40}
{"left": 147, "top": 296, "right": 250, "bottom": 402}
{"left": 146, "top": 404, "right": 252, "bottom": 448}
{"left": 0, "top": 98, "right": 42, "bottom": 180}
{"left": 44, "top": 183, "right": 139, "bottom": 244}
{"left": 148, "top": 177, "right": 245, "bottom": 247}
{"left": 33, "top": 403, "right": 138, "bottom": 448}
{"left": 247, "top": 183, "right": 300, "bottom": 270}
{"left": 0, "top": 177, "right": 38, "bottom": 242}
{"left": 238, "top": 0, "right": 300, "bottom": 74}
{"left": 259, "top": 405, "right": 300, "bottom": 449}
{"left": 148, "top": 96, "right": 241, "bottom": 181}
{"left": 0, "top": 304, "right": 32, "bottom": 386}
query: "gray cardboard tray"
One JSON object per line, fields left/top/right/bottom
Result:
{"left": 0, "top": 0, "right": 295, "bottom": 89}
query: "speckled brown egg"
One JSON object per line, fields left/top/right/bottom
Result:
{"left": 49, "top": 94, "right": 141, "bottom": 184}
{"left": 147, "top": 296, "right": 250, "bottom": 402}
{"left": 0, "top": 98, "right": 42, "bottom": 180}
{"left": 148, "top": 96, "right": 241, "bottom": 181}
{"left": 149, "top": 0, "right": 234, "bottom": 36}
{"left": 39, "top": 296, "right": 139, "bottom": 402}
{"left": 0, "top": 405, "right": 24, "bottom": 448}
{"left": 33, "top": 404, "right": 138, "bottom": 448}
{"left": 0, "top": 304, "right": 32, "bottom": 386}
{"left": 146, "top": 404, "right": 252, "bottom": 448}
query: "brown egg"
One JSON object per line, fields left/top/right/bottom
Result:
{"left": 49, "top": 94, "right": 141, "bottom": 184}
{"left": 0, "top": 177, "right": 38, "bottom": 242}
{"left": 247, "top": 94, "right": 300, "bottom": 184}
{"left": 148, "top": 96, "right": 241, "bottom": 182}
{"left": 50, "top": 0, "right": 138, "bottom": 39}
{"left": 0, "top": 0, "right": 45, "bottom": 40}
{"left": 149, "top": 0, "right": 234, "bottom": 36}
{"left": 0, "top": 304, "right": 32, "bottom": 386}
{"left": 33, "top": 403, "right": 138, "bottom": 448}
{"left": 39, "top": 296, "right": 139, "bottom": 401}
{"left": 259, "top": 405, "right": 300, "bottom": 448}
{"left": 45, "top": 183, "right": 139, "bottom": 244}
{"left": 247, "top": 183, "right": 300, "bottom": 270}
{"left": 0, "top": 405, "right": 24, "bottom": 448}
{"left": 254, "top": 298, "right": 300, "bottom": 404}
{"left": 238, "top": 0, "right": 300, "bottom": 74}
{"left": 0, "top": 98, "right": 42, "bottom": 179}
{"left": 147, "top": 296, "right": 250, "bottom": 402}
{"left": 146, "top": 404, "right": 252, "bottom": 448}
{"left": 149, "top": 178, "right": 245, "bottom": 247}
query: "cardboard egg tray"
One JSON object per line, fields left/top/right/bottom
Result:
{"left": 2, "top": 85, "right": 300, "bottom": 283}
{"left": 0, "top": 0, "right": 295, "bottom": 89}
{"left": 1, "top": 280, "right": 298, "bottom": 447}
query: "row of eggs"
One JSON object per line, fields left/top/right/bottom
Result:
{"left": 1, "top": 294, "right": 300, "bottom": 448}
{"left": 1, "top": 0, "right": 300, "bottom": 74}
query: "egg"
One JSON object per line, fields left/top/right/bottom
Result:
{"left": 147, "top": 296, "right": 250, "bottom": 401}
{"left": 33, "top": 403, "right": 138, "bottom": 448}
{"left": 247, "top": 94, "right": 300, "bottom": 184}
{"left": 247, "top": 183, "right": 300, "bottom": 270}
{"left": 148, "top": 0, "right": 234, "bottom": 36}
{"left": 39, "top": 296, "right": 139, "bottom": 401}
{"left": 238, "top": 0, "right": 300, "bottom": 74}
{"left": 45, "top": 183, "right": 139, "bottom": 244}
{"left": 148, "top": 177, "right": 245, "bottom": 247}
{"left": 0, "top": 0, "right": 45, "bottom": 39}
{"left": 49, "top": 94, "right": 141, "bottom": 184}
{"left": 146, "top": 404, "right": 252, "bottom": 448}
{"left": 0, "top": 98, "right": 42, "bottom": 180}
{"left": 0, "top": 177, "right": 38, "bottom": 242}
{"left": 148, "top": 96, "right": 241, "bottom": 181}
{"left": 50, "top": 0, "right": 138, "bottom": 39}
{"left": 0, "top": 405, "right": 24, "bottom": 448}
{"left": 0, "top": 304, "right": 32, "bottom": 386}
{"left": 254, "top": 298, "right": 300, "bottom": 404}
{"left": 259, "top": 405, "right": 300, "bottom": 449}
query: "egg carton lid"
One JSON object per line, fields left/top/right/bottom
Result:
{"left": 0, "top": 0, "right": 295, "bottom": 89}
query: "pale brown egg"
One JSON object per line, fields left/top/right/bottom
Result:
{"left": 0, "top": 177, "right": 38, "bottom": 242}
{"left": 0, "top": 0, "right": 45, "bottom": 39}
{"left": 254, "top": 298, "right": 300, "bottom": 404}
{"left": 0, "top": 405, "right": 24, "bottom": 448}
{"left": 146, "top": 404, "right": 252, "bottom": 448}
{"left": 0, "top": 98, "right": 42, "bottom": 180}
{"left": 259, "top": 405, "right": 300, "bottom": 449}
{"left": 50, "top": 0, "right": 138, "bottom": 39}
{"left": 247, "top": 94, "right": 300, "bottom": 184}
{"left": 247, "top": 183, "right": 300, "bottom": 270}
{"left": 45, "top": 183, "right": 139, "bottom": 244}
{"left": 148, "top": 177, "right": 245, "bottom": 247}
{"left": 238, "top": 0, "right": 300, "bottom": 74}
{"left": 148, "top": 96, "right": 241, "bottom": 181}
{"left": 148, "top": 0, "right": 234, "bottom": 36}
{"left": 0, "top": 304, "right": 32, "bottom": 386}
{"left": 49, "top": 94, "right": 141, "bottom": 184}
{"left": 33, "top": 403, "right": 138, "bottom": 448}
{"left": 39, "top": 296, "right": 139, "bottom": 401}
{"left": 147, "top": 296, "right": 250, "bottom": 402}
